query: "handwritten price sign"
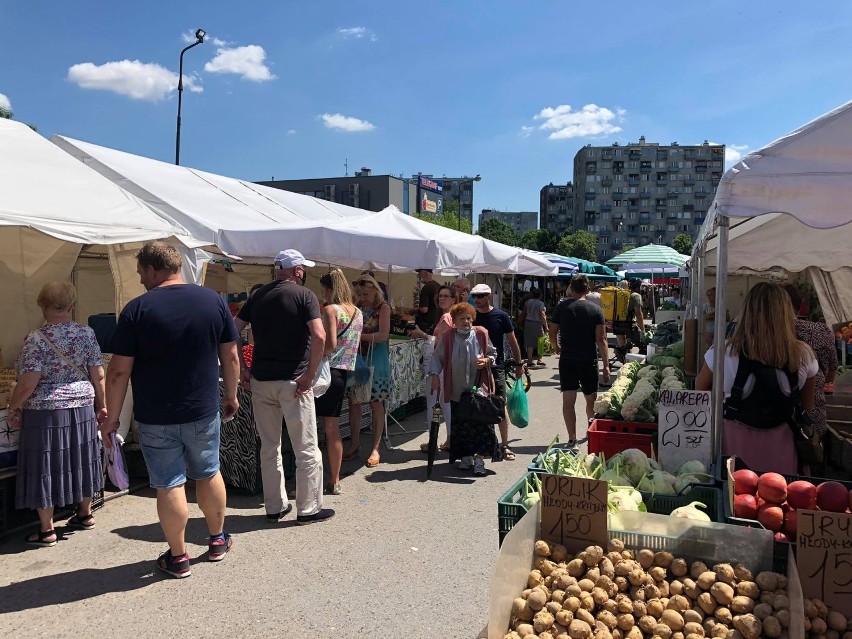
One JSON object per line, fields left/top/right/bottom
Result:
{"left": 797, "top": 510, "right": 852, "bottom": 617}
{"left": 658, "top": 389, "right": 712, "bottom": 473}
{"left": 540, "top": 474, "right": 609, "bottom": 553}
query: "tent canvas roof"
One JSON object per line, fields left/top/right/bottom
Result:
{"left": 0, "top": 119, "right": 188, "bottom": 245}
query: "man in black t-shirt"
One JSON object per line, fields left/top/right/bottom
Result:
{"left": 472, "top": 283, "right": 524, "bottom": 461}
{"left": 235, "top": 249, "right": 333, "bottom": 526}
{"left": 549, "top": 275, "right": 610, "bottom": 450}
{"left": 104, "top": 241, "right": 240, "bottom": 578}
{"left": 415, "top": 269, "right": 441, "bottom": 333}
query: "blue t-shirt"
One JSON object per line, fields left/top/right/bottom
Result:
{"left": 474, "top": 307, "right": 515, "bottom": 368}
{"left": 111, "top": 284, "right": 239, "bottom": 425}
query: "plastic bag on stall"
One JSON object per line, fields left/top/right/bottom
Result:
{"left": 507, "top": 378, "right": 529, "bottom": 428}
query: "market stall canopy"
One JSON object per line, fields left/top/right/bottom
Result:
{"left": 695, "top": 99, "right": 852, "bottom": 260}
{"left": 523, "top": 250, "right": 620, "bottom": 280}
{"left": 605, "top": 244, "right": 689, "bottom": 268}
{"left": 0, "top": 118, "right": 190, "bottom": 245}
{"left": 692, "top": 100, "right": 852, "bottom": 325}
{"left": 217, "top": 206, "right": 558, "bottom": 275}
{"left": 51, "top": 135, "right": 367, "bottom": 249}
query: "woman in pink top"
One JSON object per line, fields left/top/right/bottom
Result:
{"left": 316, "top": 269, "right": 363, "bottom": 494}
{"left": 410, "top": 285, "right": 455, "bottom": 451}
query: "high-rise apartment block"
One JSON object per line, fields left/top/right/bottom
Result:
{"left": 539, "top": 182, "right": 576, "bottom": 236}
{"left": 572, "top": 138, "right": 724, "bottom": 260}
{"left": 478, "top": 209, "right": 538, "bottom": 236}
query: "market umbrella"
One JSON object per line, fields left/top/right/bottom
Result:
{"left": 604, "top": 245, "right": 689, "bottom": 268}
{"left": 426, "top": 402, "right": 444, "bottom": 480}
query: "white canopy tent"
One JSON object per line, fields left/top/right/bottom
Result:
{"left": 0, "top": 118, "right": 194, "bottom": 362}
{"left": 692, "top": 100, "right": 852, "bottom": 443}
{"left": 53, "top": 136, "right": 555, "bottom": 278}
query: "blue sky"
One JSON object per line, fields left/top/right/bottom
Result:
{"left": 2, "top": 1, "right": 852, "bottom": 224}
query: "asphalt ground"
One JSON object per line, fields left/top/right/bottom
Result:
{"left": 0, "top": 353, "right": 597, "bottom": 639}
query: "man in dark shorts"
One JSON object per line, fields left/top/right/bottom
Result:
{"left": 549, "top": 275, "right": 610, "bottom": 450}
{"left": 471, "top": 283, "right": 524, "bottom": 461}
{"left": 104, "top": 241, "right": 240, "bottom": 578}
{"left": 613, "top": 278, "right": 645, "bottom": 348}
{"left": 415, "top": 268, "right": 441, "bottom": 333}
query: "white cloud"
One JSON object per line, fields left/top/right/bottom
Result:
{"left": 337, "top": 27, "right": 377, "bottom": 42}
{"left": 182, "top": 30, "right": 228, "bottom": 47}
{"left": 287, "top": 129, "right": 297, "bottom": 135}
{"left": 320, "top": 113, "right": 375, "bottom": 132}
{"left": 533, "top": 104, "right": 625, "bottom": 140}
{"left": 519, "top": 125, "right": 534, "bottom": 138}
{"left": 724, "top": 143, "right": 750, "bottom": 166}
{"left": 205, "top": 45, "right": 275, "bottom": 82}
{"left": 67, "top": 60, "right": 201, "bottom": 102}
{"left": 0, "top": 92, "right": 11, "bottom": 111}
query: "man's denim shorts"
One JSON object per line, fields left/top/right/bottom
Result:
{"left": 136, "top": 413, "right": 221, "bottom": 489}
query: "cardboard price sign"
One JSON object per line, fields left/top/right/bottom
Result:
{"left": 540, "top": 473, "right": 608, "bottom": 553}
{"left": 203, "top": 262, "right": 228, "bottom": 293}
{"left": 797, "top": 509, "right": 852, "bottom": 618}
{"left": 658, "top": 389, "right": 712, "bottom": 473}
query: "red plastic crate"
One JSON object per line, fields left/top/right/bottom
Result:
{"left": 587, "top": 419, "right": 658, "bottom": 458}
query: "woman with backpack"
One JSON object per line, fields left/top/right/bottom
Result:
{"left": 695, "top": 282, "right": 818, "bottom": 474}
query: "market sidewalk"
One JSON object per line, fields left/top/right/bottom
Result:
{"left": 0, "top": 355, "right": 591, "bottom": 639}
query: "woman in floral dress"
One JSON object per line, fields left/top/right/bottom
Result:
{"left": 7, "top": 282, "right": 105, "bottom": 547}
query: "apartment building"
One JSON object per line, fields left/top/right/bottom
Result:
{"left": 539, "top": 182, "right": 575, "bottom": 236}
{"left": 478, "top": 208, "right": 538, "bottom": 236}
{"left": 572, "top": 138, "right": 724, "bottom": 260}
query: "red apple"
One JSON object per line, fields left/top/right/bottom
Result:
{"left": 816, "top": 482, "right": 849, "bottom": 512}
{"left": 757, "top": 504, "right": 784, "bottom": 532}
{"left": 733, "top": 494, "right": 758, "bottom": 519}
{"left": 787, "top": 480, "right": 817, "bottom": 510}
{"left": 783, "top": 509, "right": 798, "bottom": 537}
{"left": 733, "top": 469, "right": 759, "bottom": 495}
{"left": 757, "top": 473, "right": 788, "bottom": 505}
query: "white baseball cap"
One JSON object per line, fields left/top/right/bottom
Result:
{"left": 274, "top": 249, "right": 315, "bottom": 269}
{"left": 470, "top": 283, "right": 491, "bottom": 295}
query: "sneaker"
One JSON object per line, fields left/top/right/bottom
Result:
{"left": 156, "top": 550, "right": 191, "bottom": 579}
{"left": 457, "top": 456, "right": 473, "bottom": 470}
{"left": 207, "top": 532, "right": 232, "bottom": 562}
{"left": 296, "top": 508, "right": 336, "bottom": 525}
{"left": 266, "top": 503, "right": 293, "bottom": 523}
{"left": 473, "top": 458, "right": 486, "bottom": 476}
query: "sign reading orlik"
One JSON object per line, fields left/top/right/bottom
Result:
{"left": 658, "top": 389, "right": 712, "bottom": 473}
{"left": 540, "top": 473, "right": 608, "bottom": 553}
{"left": 797, "top": 509, "right": 852, "bottom": 618}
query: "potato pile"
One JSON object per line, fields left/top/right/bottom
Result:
{"left": 504, "top": 538, "right": 793, "bottom": 639}
{"left": 803, "top": 599, "right": 851, "bottom": 639}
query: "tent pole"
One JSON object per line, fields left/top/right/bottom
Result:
{"left": 712, "top": 216, "right": 729, "bottom": 462}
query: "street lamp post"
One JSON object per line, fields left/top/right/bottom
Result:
{"left": 456, "top": 174, "right": 481, "bottom": 231}
{"left": 175, "top": 28, "right": 205, "bottom": 165}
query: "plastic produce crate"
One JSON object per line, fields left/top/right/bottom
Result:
{"left": 497, "top": 472, "right": 535, "bottom": 546}
{"left": 587, "top": 419, "right": 658, "bottom": 457}
{"left": 722, "top": 456, "right": 852, "bottom": 573}
{"left": 641, "top": 485, "right": 722, "bottom": 522}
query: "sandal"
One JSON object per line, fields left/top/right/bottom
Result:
{"left": 365, "top": 454, "right": 380, "bottom": 468}
{"left": 420, "top": 441, "right": 450, "bottom": 453}
{"left": 67, "top": 513, "right": 95, "bottom": 530}
{"left": 500, "top": 445, "right": 517, "bottom": 461}
{"left": 342, "top": 447, "right": 360, "bottom": 461}
{"left": 26, "top": 529, "right": 57, "bottom": 547}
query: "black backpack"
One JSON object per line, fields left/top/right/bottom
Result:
{"left": 723, "top": 354, "right": 799, "bottom": 430}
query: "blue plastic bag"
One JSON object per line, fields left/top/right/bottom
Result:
{"left": 507, "top": 379, "right": 529, "bottom": 428}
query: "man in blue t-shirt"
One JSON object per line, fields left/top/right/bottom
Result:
{"left": 471, "top": 283, "right": 524, "bottom": 461}
{"left": 103, "top": 242, "right": 240, "bottom": 579}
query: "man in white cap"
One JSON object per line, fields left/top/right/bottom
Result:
{"left": 234, "top": 249, "right": 334, "bottom": 525}
{"left": 471, "top": 283, "right": 524, "bottom": 461}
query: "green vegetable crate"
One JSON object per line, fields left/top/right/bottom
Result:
{"left": 497, "top": 472, "right": 536, "bottom": 546}
{"left": 498, "top": 472, "right": 724, "bottom": 547}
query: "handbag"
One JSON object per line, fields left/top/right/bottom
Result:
{"left": 351, "top": 341, "right": 374, "bottom": 403}
{"left": 456, "top": 370, "right": 505, "bottom": 425}
{"left": 313, "top": 307, "right": 359, "bottom": 398}
{"left": 788, "top": 380, "right": 823, "bottom": 466}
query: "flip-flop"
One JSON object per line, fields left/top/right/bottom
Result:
{"left": 365, "top": 455, "right": 380, "bottom": 468}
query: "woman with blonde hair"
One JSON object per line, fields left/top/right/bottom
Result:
{"left": 7, "top": 282, "right": 106, "bottom": 546}
{"left": 316, "top": 269, "right": 363, "bottom": 494}
{"left": 344, "top": 274, "right": 391, "bottom": 468}
{"left": 696, "top": 282, "right": 818, "bottom": 473}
